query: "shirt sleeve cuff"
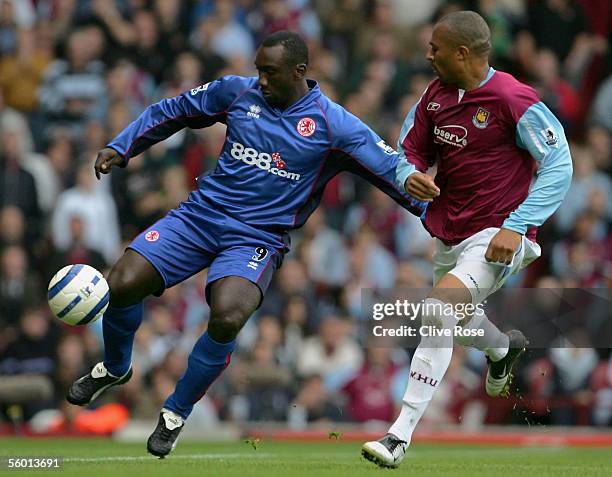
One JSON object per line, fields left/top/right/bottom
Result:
{"left": 501, "top": 218, "right": 528, "bottom": 235}
{"left": 106, "top": 144, "right": 129, "bottom": 167}
{"left": 395, "top": 165, "right": 417, "bottom": 193}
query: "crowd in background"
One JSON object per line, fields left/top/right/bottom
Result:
{"left": 0, "top": 0, "right": 611, "bottom": 433}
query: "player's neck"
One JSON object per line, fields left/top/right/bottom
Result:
{"left": 278, "top": 80, "right": 310, "bottom": 110}
{"left": 457, "top": 63, "right": 490, "bottom": 91}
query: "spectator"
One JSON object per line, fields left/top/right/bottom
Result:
{"left": 0, "top": 205, "right": 24, "bottom": 249}
{"left": 0, "top": 27, "right": 51, "bottom": 112}
{"left": 90, "top": 59, "right": 155, "bottom": 124}
{"left": 518, "top": 0, "right": 597, "bottom": 85}
{"left": 0, "top": 245, "right": 41, "bottom": 326}
{"left": 44, "top": 215, "right": 107, "bottom": 284}
{"left": 0, "top": 306, "right": 59, "bottom": 420}
{"left": 291, "top": 374, "right": 343, "bottom": 424}
{"left": 348, "top": 224, "right": 397, "bottom": 288}
{"left": 38, "top": 26, "right": 107, "bottom": 138}
{"left": 345, "top": 186, "right": 403, "bottom": 254}
{"left": 591, "top": 74, "right": 612, "bottom": 131}
{"left": 591, "top": 355, "right": 612, "bottom": 426}
{"left": 586, "top": 126, "right": 611, "bottom": 174}
{"left": 51, "top": 162, "right": 121, "bottom": 264}
{"left": 190, "top": 0, "right": 254, "bottom": 68}
{"left": 236, "top": 337, "right": 293, "bottom": 421}
{"left": 153, "top": 0, "right": 190, "bottom": 56}
{"left": 53, "top": 332, "right": 90, "bottom": 403}
{"left": 532, "top": 49, "right": 581, "bottom": 132}
{"left": 300, "top": 207, "right": 350, "bottom": 290}
{"left": 0, "top": 0, "right": 18, "bottom": 56}
{"left": 296, "top": 314, "right": 363, "bottom": 390}
{"left": 261, "top": 258, "right": 320, "bottom": 333}
{"left": 43, "top": 133, "right": 75, "bottom": 191}
{"left": 342, "top": 346, "right": 401, "bottom": 423}
{"left": 0, "top": 109, "right": 41, "bottom": 242}
{"left": 123, "top": 9, "right": 174, "bottom": 84}
{"left": 548, "top": 333, "right": 599, "bottom": 425}
{"left": 555, "top": 144, "right": 612, "bottom": 233}
{"left": 551, "top": 212, "right": 611, "bottom": 287}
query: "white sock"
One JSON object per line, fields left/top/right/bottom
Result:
{"left": 388, "top": 298, "right": 455, "bottom": 444}
{"left": 454, "top": 311, "right": 509, "bottom": 361}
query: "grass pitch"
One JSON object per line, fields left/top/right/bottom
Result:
{"left": 1, "top": 437, "right": 611, "bottom": 477}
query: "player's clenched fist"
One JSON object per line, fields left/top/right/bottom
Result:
{"left": 405, "top": 172, "right": 440, "bottom": 202}
{"left": 485, "top": 228, "right": 522, "bottom": 265}
{"left": 94, "top": 147, "right": 124, "bottom": 179}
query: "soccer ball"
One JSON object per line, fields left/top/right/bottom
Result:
{"left": 47, "top": 264, "right": 110, "bottom": 326}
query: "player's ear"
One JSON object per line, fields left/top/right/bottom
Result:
{"left": 457, "top": 45, "right": 470, "bottom": 62}
{"left": 294, "top": 63, "right": 307, "bottom": 79}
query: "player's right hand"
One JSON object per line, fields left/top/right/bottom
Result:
{"left": 94, "top": 147, "right": 124, "bottom": 179}
{"left": 405, "top": 172, "right": 440, "bottom": 202}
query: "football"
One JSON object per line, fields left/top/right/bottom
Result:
{"left": 47, "top": 264, "right": 110, "bottom": 326}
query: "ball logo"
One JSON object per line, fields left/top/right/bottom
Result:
{"left": 80, "top": 285, "right": 94, "bottom": 298}
{"left": 145, "top": 230, "right": 160, "bottom": 242}
{"left": 297, "top": 117, "right": 316, "bottom": 137}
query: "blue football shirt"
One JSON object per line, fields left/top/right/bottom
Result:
{"left": 108, "top": 75, "right": 424, "bottom": 231}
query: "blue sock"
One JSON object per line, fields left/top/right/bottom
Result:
{"left": 164, "top": 332, "right": 236, "bottom": 420}
{"left": 102, "top": 303, "right": 144, "bottom": 377}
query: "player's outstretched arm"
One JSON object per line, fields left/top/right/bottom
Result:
{"left": 103, "top": 76, "right": 245, "bottom": 170}
{"left": 328, "top": 109, "right": 425, "bottom": 217}
{"left": 105, "top": 94, "right": 208, "bottom": 168}
{"left": 94, "top": 147, "right": 125, "bottom": 179}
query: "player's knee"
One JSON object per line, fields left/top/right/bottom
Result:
{"left": 208, "top": 312, "right": 244, "bottom": 341}
{"left": 208, "top": 305, "right": 250, "bottom": 342}
{"left": 107, "top": 265, "right": 143, "bottom": 308}
{"left": 421, "top": 298, "right": 447, "bottom": 329}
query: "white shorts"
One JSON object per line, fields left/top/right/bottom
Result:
{"left": 432, "top": 227, "right": 541, "bottom": 304}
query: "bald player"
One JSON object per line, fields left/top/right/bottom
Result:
{"left": 362, "top": 11, "right": 572, "bottom": 467}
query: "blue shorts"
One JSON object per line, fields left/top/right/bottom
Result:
{"left": 128, "top": 191, "right": 289, "bottom": 305}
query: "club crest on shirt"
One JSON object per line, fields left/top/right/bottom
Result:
{"left": 297, "top": 117, "right": 316, "bottom": 137}
{"left": 472, "top": 107, "right": 490, "bottom": 129}
{"left": 145, "top": 230, "right": 159, "bottom": 242}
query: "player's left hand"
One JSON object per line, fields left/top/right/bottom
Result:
{"left": 485, "top": 228, "right": 522, "bottom": 265}
{"left": 94, "top": 147, "right": 124, "bottom": 179}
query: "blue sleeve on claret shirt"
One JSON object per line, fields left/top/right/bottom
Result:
{"left": 503, "top": 102, "right": 573, "bottom": 234}
{"left": 395, "top": 101, "right": 419, "bottom": 191}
